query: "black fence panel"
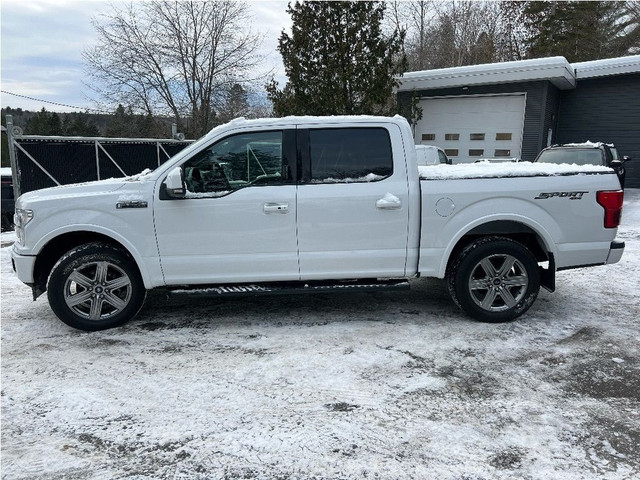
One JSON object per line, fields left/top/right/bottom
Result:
{"left": 14, "top": 138, "right": 192, "bottom": 195}
{"left": 17, "top": 141, "right": 97, "bottom": 193}
{"left": 98, "top": 143, "right": 161, "bottom": 178}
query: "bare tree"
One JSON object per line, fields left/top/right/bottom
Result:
{"left": 386, "top": 1, "right": 434, "bottom": 70}
{"left": 83, "top": 1, "right": 262, "bottom": 137}
{"left": 392, "top": 1, "right": 525, "bottom": 71}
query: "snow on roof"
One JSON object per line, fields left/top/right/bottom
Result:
{"left": 398, "top": 57, "right": 575, "bottom": 91}
{"left": 419, "top": 161, "right": 612, "bottom": 180}
{"left": 204, "top": 114, "right": 411, "bottom": 138}
{"left": 573, "top": 55, "right": 640, "bottom": 79}
{"left": 559, "top": 141, "right": 604, "bottom": 148}
{"left": 397, "top": 55, "right": 639, "bottom": 92}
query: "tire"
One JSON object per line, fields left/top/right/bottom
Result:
{"left": 47, "top": 242, "right": 146, "bottom": 331}
{"left": 447, "top": 236, "right": 540, "bottom": 323}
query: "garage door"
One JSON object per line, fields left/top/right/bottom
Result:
{"left": 414, "top": 94, "right": 526, "bottom": 163}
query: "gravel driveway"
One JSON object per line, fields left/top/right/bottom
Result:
{"left": 2, "top": 191, "right": 639, "bottom": 480}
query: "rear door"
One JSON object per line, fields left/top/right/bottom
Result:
{"left": 296, "top": 123, "right": 410, "bottom": 280}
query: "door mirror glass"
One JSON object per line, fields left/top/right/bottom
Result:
{"left": 165, "top": 167, "right": 185, "bottom": 198}
{"left": 610, "top": 159, "right": 623, "bottom": 169}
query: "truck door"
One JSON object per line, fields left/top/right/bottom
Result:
{"left": 154, "top": 129, "right": 299, "bottom": 285}
{"left": 296, "top": 124, "right": 410, "bottom": 280}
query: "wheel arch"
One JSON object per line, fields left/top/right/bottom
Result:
{"left": 447, "top": 235, "right": 542, "bottom": 322}
{"left": 32, "top": 229, "right": 151, "bottom": 299}
{"left": 441, "top": 218, "right": 556, "bottom": 278}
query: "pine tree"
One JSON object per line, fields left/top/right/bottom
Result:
{"left": 106, "top": 104, "right": 136, "bottom": 138}
{"left": 48, "top": 113, "right": 63, "bottom": 136}
{"left": 69, "top": 113, "right": 100, "bottom": 137}
{"left": 26, "top": 108, "right": 51, "bottom": 135}
{"left": 266, "top": 1, "right": 407, "bottom": 116}
{"left": 523, "top": 1, "right": 639, "bottom": 62}
{"left": 61, "top": 114, "right": 72, "bottom": 136}
{"left": 136, "top": 114, "right": 156, "bottom": 138}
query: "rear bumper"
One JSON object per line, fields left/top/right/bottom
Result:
{"left": 606, "top": 240, "right": 625, "bottom": 264}
{"left": 10, "top": 246, "right": 36, "bottom": 284}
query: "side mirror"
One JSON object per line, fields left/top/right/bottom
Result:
{"left": 165, "top": 167, "right": 185, "bottom": 198}
{"left": 622, "top": 156, "right": 631, "bottom": 162}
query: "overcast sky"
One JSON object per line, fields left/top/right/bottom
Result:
{"left": 0, "top": 0, "right": 291, "bottom": 113}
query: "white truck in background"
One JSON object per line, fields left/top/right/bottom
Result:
{"left": 415, "top": 144, "right": 451, "bottom": 166}
{"left": 11, "top": 115, "right": 625, "bottom": 331}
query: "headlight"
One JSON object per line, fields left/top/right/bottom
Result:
{"left": 14, "top": 208, "right": 34, "bottom": 228}
{"left": 14, "top": 209, "right": 33, "bottom": 245}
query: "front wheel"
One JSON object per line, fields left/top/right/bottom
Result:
{"left": 447, "top": 237, "right": 540, "bottom": 323}
{"left": 47, "top": 242, "right": 146, "bottom": 331}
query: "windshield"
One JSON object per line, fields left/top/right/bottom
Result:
{"left": 537, "top": 148, "right": 603, "bottom": 166}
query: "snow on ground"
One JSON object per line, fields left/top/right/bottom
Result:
{"left": 1, "top": 191, "right": 639, "bottom": 480}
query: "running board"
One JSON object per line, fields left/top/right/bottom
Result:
{"left": 168, "top": 279, "right": 410, "bottom": 298}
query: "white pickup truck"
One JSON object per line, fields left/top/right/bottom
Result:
{"left": 11, "top": 116, "right": 625, "bottom": 331}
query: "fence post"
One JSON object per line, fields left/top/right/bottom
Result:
{"left": 5, "top": 114, "right": 21, "bottom": 199}
{"left": 94, "top": 140, "right": 101, "bottom": 180}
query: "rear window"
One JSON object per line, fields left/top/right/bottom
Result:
{"left": 537, "top": 148, "right": 604, "bottom": 166}
{"left": 309, "top": 128, "right": 393, "bottom": 183}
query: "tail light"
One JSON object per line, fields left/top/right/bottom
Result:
{"left": 596, "top": 190, "right": 624, "bottom": 228}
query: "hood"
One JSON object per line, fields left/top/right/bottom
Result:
{"left": 16, "top": 177, "right": 130, "bottom": 206}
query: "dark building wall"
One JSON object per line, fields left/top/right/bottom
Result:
{"left": 543, "top": 83, "right": 561, "bottom": 149}
{"left": 398, "top": 80, "right": 557, "bottom": 162}
{"left": 556, "top": 72, "right": 640, "bottom": 188}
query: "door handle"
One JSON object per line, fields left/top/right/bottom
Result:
{"left": 376, "top": 193, "right": 402, "bottom": 210}
{"left": 263, "top": 202, "right": 289, "bottom": 214}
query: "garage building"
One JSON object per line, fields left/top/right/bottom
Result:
{"left": 397, "top": 55, "right": 640, "bottom": 188}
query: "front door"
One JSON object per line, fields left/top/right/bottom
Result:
{"left": 154, "top": 129, "right": 299, "bottom": 285}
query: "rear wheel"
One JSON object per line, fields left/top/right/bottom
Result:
{"left": 47, "top": 242, "right": 146, "bottom": 331}
{"left": 447, "top": 237, "right": 540, "bottom": 323}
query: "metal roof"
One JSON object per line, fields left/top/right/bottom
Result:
{"left": 573, "top": 55, "right": 640, "bottom": 79}
{"left": 397, "top": 55, "right": 640, "bottom": 92}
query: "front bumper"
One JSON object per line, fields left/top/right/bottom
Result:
{"left": 10, "top": 246, "right": 36, "bottom": 284}
{"left": 606, "top": 240, "right": 625, "bottom": 264}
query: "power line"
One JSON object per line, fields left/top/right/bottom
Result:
{"left": 1, "top": 90, "right": 112, "bottom": 114}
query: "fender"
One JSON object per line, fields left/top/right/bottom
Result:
{"left": 438, "top": 213, "right": 557, "bottom": 277}
{"left": 32, "top": 224, "right": 163, "bottom": 289}
{"left": 429, "top": 196, "right": 562, "bottom": 278}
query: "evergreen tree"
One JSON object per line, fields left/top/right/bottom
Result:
{"left": 26, "top": 108, "right": 51, "bottom": 135}
{"left": 106, "top": 104, "right": 137, "bottom": 138}
{"left": 266, "top": 1, "right": 407, "bottom": 116}
{"left": 523, "top": 1, "right": 640, "bottom": 62}
{"left": 136, "top": 113, "right": 156, "bottom": 138}
{"left": 69, "top": 113, "right": 100, "bottom": 137}
{"left": 48, "top": 113, "right": 63, "bottom": 136}
{"left": 61, "top": 114, "right": 72, "bottom": 136}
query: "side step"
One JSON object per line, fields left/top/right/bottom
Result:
{"left": 168, "top": 279, "right": 410, "bottom": 298}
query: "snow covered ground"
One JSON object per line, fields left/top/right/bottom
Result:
{"left": 1, "top": 191, "right": 639, "bottom": 480}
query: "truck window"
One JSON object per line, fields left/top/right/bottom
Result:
{"left": 308, "top": 128, "right": 393, "bottom": 183}
{"left": 537, "top": 148, "right": 603, "bottom": 166}
{"left": 182, "top": 131, "right": 283, "bottom": 196}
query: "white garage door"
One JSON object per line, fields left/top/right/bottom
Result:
{"left": 414, "top": 94, "right": 526, "bottom": 163}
